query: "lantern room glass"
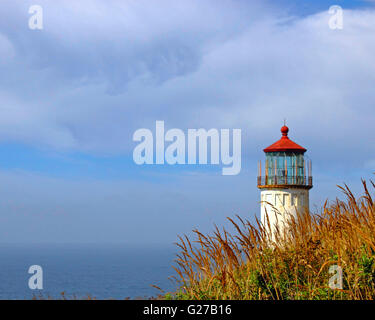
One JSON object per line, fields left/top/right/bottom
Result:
{"left": 265, "top": 152, "right": 305, "bottom": 185}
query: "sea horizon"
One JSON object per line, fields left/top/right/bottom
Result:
{"left": 0, "top": 243, "right": 178, "bottom": 300}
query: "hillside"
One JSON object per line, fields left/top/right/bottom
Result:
{"left": 171, "top": 179, "right": 375, "bottom": 300}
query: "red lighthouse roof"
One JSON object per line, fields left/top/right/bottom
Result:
{"left": 263, "top": 126, "right": 307, "bottom": 153}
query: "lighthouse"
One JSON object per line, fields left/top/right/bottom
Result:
{"left": 257, "top": 125, "right": 312, "bottom": 238}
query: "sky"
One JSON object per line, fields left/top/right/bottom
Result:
{"left": 0, "top": 0, "right": 374, "bottom": 244}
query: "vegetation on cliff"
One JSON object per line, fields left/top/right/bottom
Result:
{"left": 171, "top": 179, "right": 375, "bottom": 300}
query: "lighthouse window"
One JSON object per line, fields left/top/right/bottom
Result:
{"left": 265, "top": 152, "right": 305, "bottom": 185}
{"left": 276, "top": 194, "right": 282, "bottom": 206}
{"left": 283, "top": 194, "right": 289, "bottom": 206}
{"left": 292, "top": 194, "right": 297, "bottom": 206}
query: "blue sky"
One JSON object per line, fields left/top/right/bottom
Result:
{"left": 0, "top": 0, "right": 374, "bottom": 244}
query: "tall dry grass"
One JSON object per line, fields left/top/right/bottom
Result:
{"left": 172, "top": 179, "right": 375, "bottom": 300}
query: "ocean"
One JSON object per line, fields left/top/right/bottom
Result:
{"left": 0, "top": 244, "right": 178, "bottom": 300}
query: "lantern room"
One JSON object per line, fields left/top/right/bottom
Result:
{"left": 257, "top": 126, "right": 312, "bottom": 189}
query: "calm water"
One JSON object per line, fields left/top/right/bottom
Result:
{"left": 0, "top": 244, "right": 178, "bottom": 300}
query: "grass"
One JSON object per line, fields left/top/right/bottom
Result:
{"left": 171, "top": 179, "right": 375, "bottom": 300}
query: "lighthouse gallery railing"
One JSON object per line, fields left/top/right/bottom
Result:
{"left": 257, "top": 175, "right": 313, "bottom": 187}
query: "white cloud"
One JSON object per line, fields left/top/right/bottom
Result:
{"left": 0, "top": 1, "right": 373, "bottom": 167}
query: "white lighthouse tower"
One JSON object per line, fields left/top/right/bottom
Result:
{"left": 257, "top": 125, "right": 312, "bottom": 238}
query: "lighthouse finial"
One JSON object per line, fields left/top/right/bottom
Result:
{"left": 281, "top": 121, "right": 289, "bottom": 137}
